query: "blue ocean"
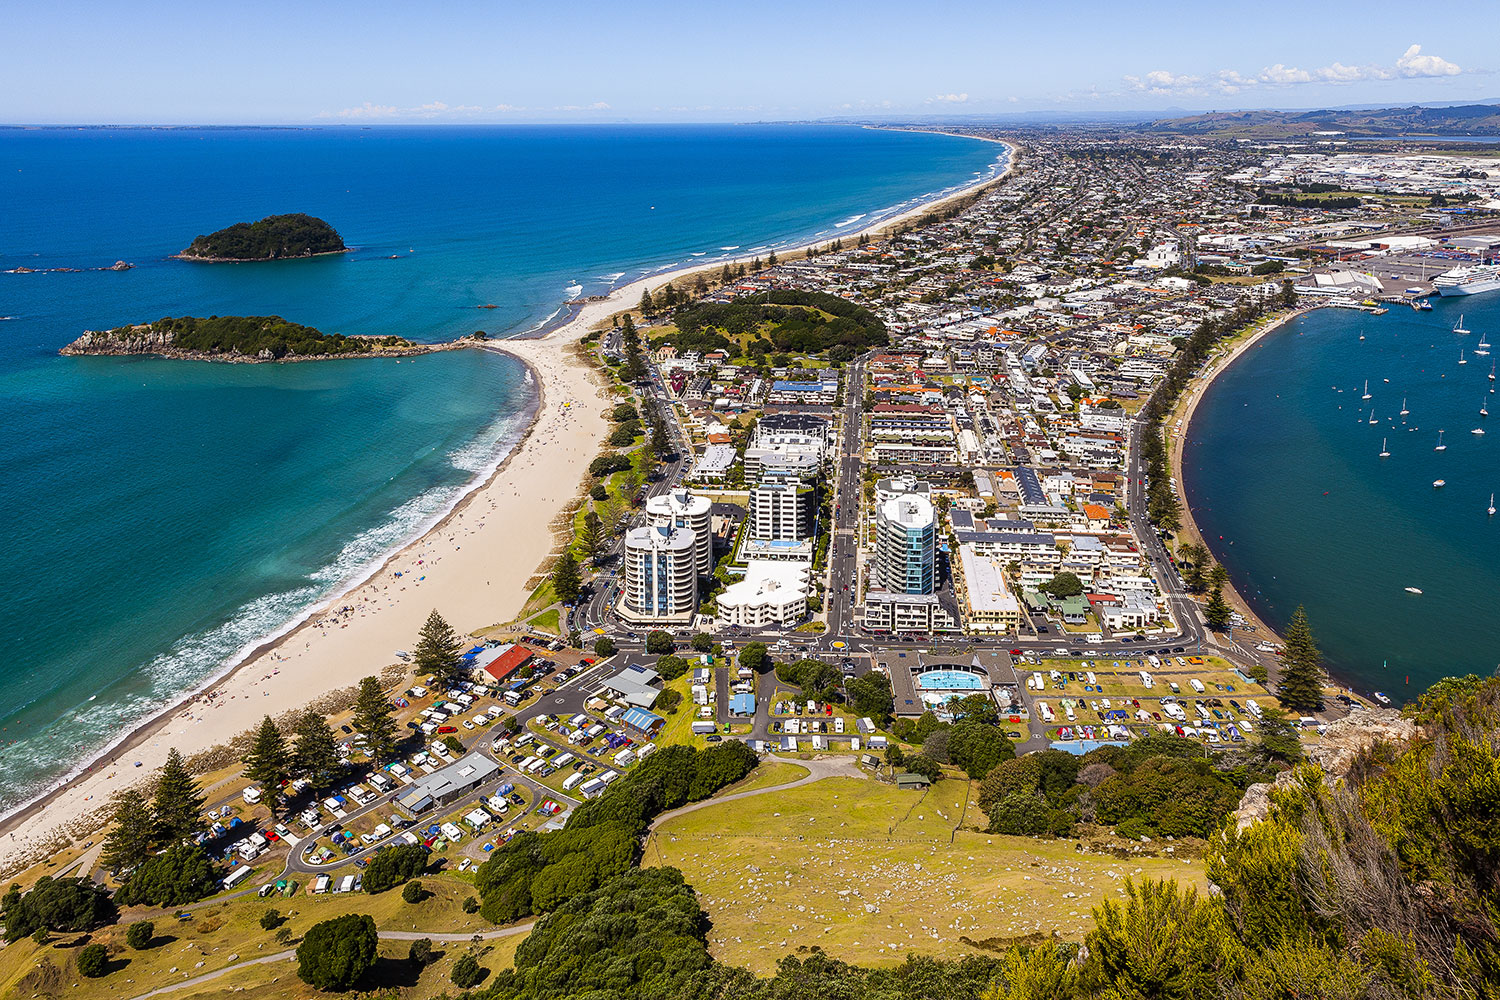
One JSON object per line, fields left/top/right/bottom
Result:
{"left": 0, "top": 124, "right": 1005, "bottom": 811}
{"left": 1185, "top": 295, "right": 1500, "bottom": 701}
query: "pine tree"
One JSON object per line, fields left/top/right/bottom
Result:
{"left": 639, "top": 288, "right": 654, "bottom": 315}
{"left": 1204, "top": 584, "right": 1232, "bottom": 631}
{"left": 720, "top": 264, "right": 732, "bottom": 284}
{"left": 619, "top": 313, "right": 636, "bottom": 343}
{"left": 552, "top": 552, "right": 582, "bottom": 604}
{"left": 1209, "top": 563, "right": 1229, "bottom": 590}
{"left": 650, "top": 418, "right": 670, "bottom": 459}
{"left": 767, "top": 250, "right": 778, "bottom": 266}
{"left": 579, "top": 511, "right": 604, "bottom": 565}
{"left": 293, "top": 709, "right": 341, "bottom": 792}
{"left": 413, "top": 609, "right": 464, "bottom": 687}
{"left": 243, "top": 716, "right": 291, "bottom": 815}
{"left": 153, "top": 748, "right": 206, "bottom": 844}
{"left": 102, "top": 789, "right": 156, "bottom": 874}
{"left": 352, "top": 677, "right": 399, "bottom": 763}
{"left": 1277, "top": 605, "right": 1325, "bottom": 712}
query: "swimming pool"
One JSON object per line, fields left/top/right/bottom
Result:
{"left": 915, "top": 669, "right": 985, "bottom": 690}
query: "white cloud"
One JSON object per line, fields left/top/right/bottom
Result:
{"left": 1397, "top": 44, "right": 1461, "bottom": 78}
{"left": 925, "top": 92, "right": 970, "bottom": 104}
{"left": 1123, "top": 44, "right": 1466, "bottom": 98}
{"left": 555, "top": 101, "right": 611, "bottom": 112}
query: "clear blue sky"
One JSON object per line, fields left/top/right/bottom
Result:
{"left": 3, "top": 1, "right": 1493, "bottom": 123}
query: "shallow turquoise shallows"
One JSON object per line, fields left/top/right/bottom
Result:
{"left": 1184, "top": 295, "right": 1500, "bottom": 701}
{"left": 0, "top": 124, "right": 1003, "bottom": 813}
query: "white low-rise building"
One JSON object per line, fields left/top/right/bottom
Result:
{"left": 716, "top": 560, "right": 812, "bottom": 628}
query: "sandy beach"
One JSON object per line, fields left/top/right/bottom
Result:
{"left": 0, "top": 133, "right": 1018, "bottom": 876}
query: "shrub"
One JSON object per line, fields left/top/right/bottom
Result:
{"left": 260, "top": 908, "right": 284, "bottom": 931}
{"left": 594, "top": 637, "right": 617, "bottom": 657}
{"left": 451, "top": 953, "right": 486, "bottom": 988}
{"left": 402, "top": 880, "right": 425, "bottom": 904}
{"left": 362, "top": 843, "right": 428, "bottom": 894}
{"left": 462, "top": 895, "right": 480, "bottom": 914}
{"left": 1, "top": 877, "right": 118, "bottom": 942}
{"left": 296, "top": 914, "right": 378, "bottom": 991}
{"left": 903, "top": 753, "right": 942, "bottom": 782}
{"left": 126, "top": 919, "right": 154, "bottom": 949}
{"left": 654, "top": 654, "right": 690, "bottom": 680}
{"left": 409, "top": 937, "right": 436, "bottom": 965}
{"left": 76, "top": 943, "right": 109, "bottom": 978}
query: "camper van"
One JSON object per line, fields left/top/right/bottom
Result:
{"left": 1189, "top": 678, "right": 1206, "bottom": 694}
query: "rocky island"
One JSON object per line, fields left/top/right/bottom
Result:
{"left": 59, "top": 315, "right": 472, "bottom": 362}
{"left": 175, "top": 213, "right": 347, "bottom": 262}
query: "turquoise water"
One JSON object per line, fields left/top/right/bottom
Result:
{"left": 1184, "top": 295, "right": 1500, "bottom": 701}
{"left": 917, "top": 670, "right": 985, "bottom": 690}
{"left": 0, "top": 124, "right": 1004, "bottom": 813}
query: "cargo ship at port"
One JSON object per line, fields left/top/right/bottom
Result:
{"left": 1434, "top": 263, "right": 1500, "bottom": 297}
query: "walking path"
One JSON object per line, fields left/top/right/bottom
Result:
{"left": 646, "top": 753, "right": 861, "bottom": 833}
{"left": 125, "top": 922, "right": 537, "bottom": 1000}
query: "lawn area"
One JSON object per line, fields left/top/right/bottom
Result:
{"left": 655, "top": 673, "right": 709, "bottom": 748}
{"left": 0, "top": 872, "right": 505, "bottom": 999}
{"left": 722, "top": 761, "right": 809, "bottom": 794}
{"left": 526, "top": 609, "right": 561, "bottom": 635}
{"left": 645, "top": 776, "right": 1205, "bottom": 974}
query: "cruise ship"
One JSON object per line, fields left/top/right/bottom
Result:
{"left": 1434, "top": 263, "right": 1500, "bottom": 297}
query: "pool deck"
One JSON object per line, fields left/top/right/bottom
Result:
{"left": 880, "top": 646, "right": 1020, "bottom": 718}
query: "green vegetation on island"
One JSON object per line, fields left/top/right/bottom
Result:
{"left": 179, "top": 213, "right": 346, "bottom": 261}
{"left": 63, "top": 315, "right": 420, "bottom": 361}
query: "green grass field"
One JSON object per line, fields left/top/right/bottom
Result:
{"left": 645, "top": 775, "right": 1205, "bottom": 974}
{"left": 0, "top": 872, "right": 510, "bottom": 999}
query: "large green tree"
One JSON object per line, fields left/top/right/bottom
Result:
{"left": 0, "top": 878, "right": 117, "bottom": 942}
{"left": 1277, "top": 605, "right": 1324, "bottom": 712}
{"left": 101, "top": 789, "right": 156, "bottom": 874}
{"left": 114, "top": 843, "right": 218, "bottom": 907}
{"left": 293, "top": 708, "right": 341, "bottom": 792}
{"left": 352, "top": 676, "right": 399, "bottom": 763}
{"left": 153, "top": 748, "right": 205, "bottom": 844}
{"left": 296, "top": 913, "right": 378, "bottom": 991}
{"left": 243, "top": 715, "right": 291, "bottom": 815}
{"left": 1204, "top": 584, "right": 1232, "bottom": 631}
{"left": 413, "top": 609, "right": 465, "bottom": 688}
{"left": 552, "top": 551, "right": 582, "bottom": 604}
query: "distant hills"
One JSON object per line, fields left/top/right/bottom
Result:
{"left": 1147, "top": 103, "right": 1500, "bottom": 139}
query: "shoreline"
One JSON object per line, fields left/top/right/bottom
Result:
{"left": 0, "top": 130, "right": 1017, "bottom": 876}
{"left": 1170, "top": 305, "right": 1324, "bottom": 648}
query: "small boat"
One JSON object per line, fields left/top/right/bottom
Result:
{"left": 1373, "top": 692, "right": 1392, "bottom": 705}
{"left": 1404, "top": 587, "right": 1423, "bottom": 595}
{"left": 1459, "top": 350, "right": 1468, "bottom": 366}
{"left": 1400, "top": 397, "right": 1410, "bottom": 416}
{"left": 1359, "top": 331, "right": 1366, "bottom": 340}
{"left": 1474, "top": 427, "right": 1486, "bottom": 435}
{"left": 1482, "top": 399, "right": 1489, "bottom": 417}
{"left": 1435, "top": 430, "right": 1447, "bottom": 451}
{"left": 1477, "top": 334, "right": 1491, "bottom": 356}
{"left": 1368, "top": 410, "right": 1378, "bottom": 425}
{"left": 1418, "top": 299, "right": 1433, "bottom": 311}
{"left": 1379, "top": 437, "right": 1390, "bottom": 458}
{"left": 1455, "top": 314, "right": 1471, "bottom": 335}
{"left": 1490, "top": 362, "right": 1496, "bottom": 382}
{"left": 1433, "top": 480, "right": 1446, "bottom": 488}
{"left": 1361, "top": 379, "right": 1372, "bottom": 400}
{"left": 1490, "top": 493, "right": 1496, "bottom": 516}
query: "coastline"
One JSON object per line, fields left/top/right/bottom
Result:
{"left": 0, "top": 131, "right": 1017, "bottom": 876}
{"left": 1170, "top": 305, "right": 1324, "bottom": 648}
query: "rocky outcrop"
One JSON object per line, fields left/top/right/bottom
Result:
{"left": 1231, "top": 709, "right": 1418, "bottom": 831}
